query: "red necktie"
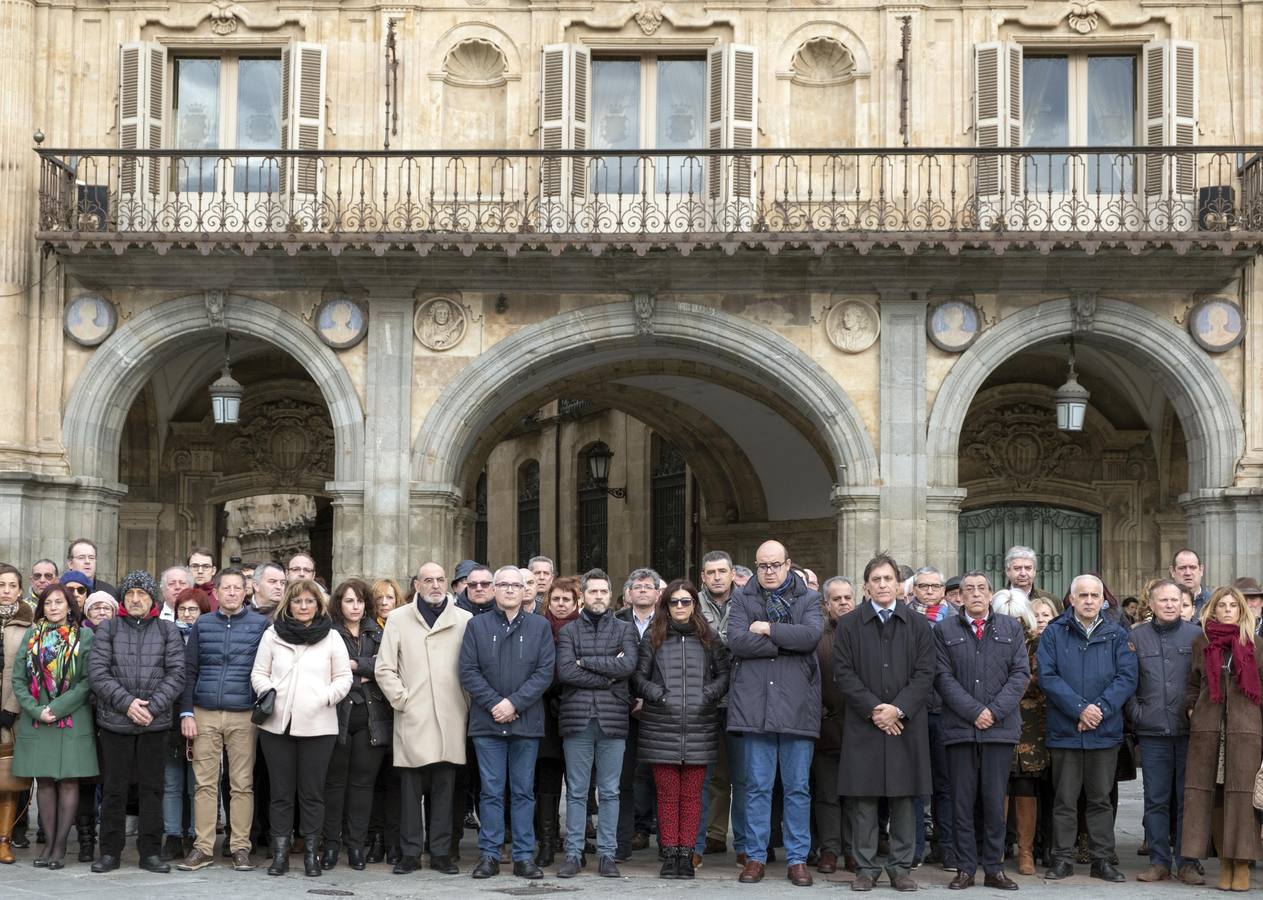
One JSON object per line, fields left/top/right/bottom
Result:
{"left": 973, "top": 618, "right": 986, "bottom": 640}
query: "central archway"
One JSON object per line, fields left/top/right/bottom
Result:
{"left": 412, "top": 300, "right": 879, "bottom": 494}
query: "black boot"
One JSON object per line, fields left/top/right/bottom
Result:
{"left": 76, "top": 815, "right": 96, "bottom": 863}
{"left": 365, "top": 831, "right": 384, "bottom": 864}
{"left": 659, "top": 846, "right": 677, "bottom": 879}
{"left": 304, "top": 836, "right": 322, "bottom": 876}
{"left": 535, "top": 794, "right": 558, "bottom": 867}
{"left": 677, "top": 846, "right": 696, "bottom": 879}
{"left": 267, "top": 836, "right": 291, "bottom": 876}
{"left": 321, "top": 841, "right": 339, "bottom": 870}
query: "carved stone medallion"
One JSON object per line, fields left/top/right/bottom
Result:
{"left": 414, "top": 297, "right": 468, "bottom": 351}
{"left": 825, "top": 298, "right": 880, "bottom": 353}
{"left": 64, "top": 293, "right": 117, "bottom": 346}
{"left": 314, "top": 296, "right": 368, "bottom": 349}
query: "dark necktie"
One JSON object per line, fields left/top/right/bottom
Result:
{"left": 878, "top": 608, "right": 891, "bottom": 625}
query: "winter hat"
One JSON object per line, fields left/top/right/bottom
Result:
{"left": 118, "top": 570, "right": 161, "bottom": 615}
{"left": 84, "top": 591, "right": 118, "bottom": 618}
{"left": 453, "top": 559, "right": 481, "bottom": 582}
{"left": 60, "top": 570, "right": 92, "bottom": 590}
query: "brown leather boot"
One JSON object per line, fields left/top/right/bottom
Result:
{"left": 0, "top": 793, "right": 16, "bottom": 865}
{"left": 1014, "top": 796, "right": 1036, "bottom": 876}
{"left": 1232, "top": 858, "right": 1251, "bottom": 891}
{"left": 1219, "top": 858, "right": 1235, "bottom": 891}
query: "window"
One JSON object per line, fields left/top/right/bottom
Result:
{"left": 1023, "top": 53, "right": 1135, "bottom": 193}
{"left": 474, "top": 471, "right": 488, "bottom": 565}
{"left": 517, "top": 461, "right": 541, "bottom": 566}
{"left": 591, "top": 56, "right": 706, "bottom": 194}
{"left": 173, "top": 55, "right": 282, "bottom": 193}
{"left": 649, "top": 435, "right": 686, "bottom": 581}
{"left": 577, "top": 445, "right": 610, "bottom": 573}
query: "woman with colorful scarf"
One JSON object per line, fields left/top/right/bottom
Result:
{"left": 8, "top": 582, "right": 98, "bottom": 869}
{"left": 1180, "top": 585, "right": 1263, "bottom": 891}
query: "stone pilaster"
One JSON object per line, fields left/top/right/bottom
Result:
{"left": 878, "top": 293, "right": 929, "bottom": 567}
{"left": 409, "top": 485, "right": 464, "bottom": 574}
{"left": 0, "top": 474, "right": 125, "bottom": 582}
{"left": 1181, "top": 489, "right": 1263, "bottom": 589}
{"left": 832, "top": 484, "right": 881, "bottom": 581}
{"left": 1238, "top": 259, "right": 1263, "bottom": 486}
{"left": 925, "top": 487, "right": 967, "bottom": 577}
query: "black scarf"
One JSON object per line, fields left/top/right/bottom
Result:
{"left": 668, "top": 618, "right": 697, "bottom": 636}
{"left": 418, "top": 596, "right": 446, "bottom": 628}
{"left": 273, "top": 613, "right": 333, "bottom": 645}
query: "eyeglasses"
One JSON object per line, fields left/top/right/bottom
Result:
{"left": 631, "top": 583, "right": 657, "bottom": 591}
{"left": 494, "top": 582, "right": 524, "bottom": 590}
{"left": 668, "top": 598, "right": 694, "bottom": 607}
{"left": 417, "top": 576, "right": 445, "bottom": 585}
{"left": 289, "top": 566, "right": 314, "bottom": 575}
{"left": 70, "top": 554, "right": 96, "bottom": 563}
{"left": 914, "top": 582, "right": 944, "bottom": 590}
{"left": 755, "top": 561, "right": 787, "bottom": 573}
{"left": 189, "top": 563, "right": 215, "bottom": 571}
{"left": 177, "top": 606, "right": 201, "bottom": 617}
{"left": 32, "top": 573, "right": 55, "bottom": 581}
{"left": 467, "top": 581, "right": 493, "bottom": 589}
{"left": 68, "top": 585, "right": 89, "bottom": 595}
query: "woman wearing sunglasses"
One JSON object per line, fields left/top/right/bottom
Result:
{"left": 631, "top": 579, "right": 730, "bottom": 879}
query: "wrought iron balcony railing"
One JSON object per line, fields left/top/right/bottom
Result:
{"left": 36, "top": 146, "right": 1263, "bottom": 250}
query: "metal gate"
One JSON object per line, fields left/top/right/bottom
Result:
{"left": 958, "top": 504, "right": 1100, "bottom": 599}
{"left": 650, "top": 436, "right": 686, "bottom": 581}
{"left": 517, "top": 460, "right": 540, "bottom": 566}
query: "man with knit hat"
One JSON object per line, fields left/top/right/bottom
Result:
{"left": 89, "top": 570, "right": 186, "bottom": 874}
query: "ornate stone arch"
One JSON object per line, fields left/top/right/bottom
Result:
{"left": 412, "top": 300, "right": 878, "bottom": 496}
{"left": 926, "top": 297, "right": 1242, "bottom": 495}
{"left": 63, "top": 292, "right": 365, "bottom": 486}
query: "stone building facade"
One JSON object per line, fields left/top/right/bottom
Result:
{"left": 1, "top": 0, "right": 1261, "bottom": 596}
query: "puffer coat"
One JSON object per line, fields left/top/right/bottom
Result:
{"left": 334, "top": 619, "right": 393, "bottom": 747}
{"left": 181, "top": 604, "right": 270, "bottom": 713}
{"left": 89, "top": 609, "right": 185, "bottom": 734}
{"left": 556, "top": 609, "right": 639, "bottom": 739}
{"left": 632, "top": 621, "right": 730, "bottom": 765}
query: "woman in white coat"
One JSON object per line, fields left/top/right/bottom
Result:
{"left": 252, "top": 579, "right": 351, "bottom": 877}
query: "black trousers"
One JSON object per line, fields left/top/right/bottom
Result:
{"left": 370, "top": 753, "right": 401, "bottom": 847}
{"left": 400, "top": 762, "right": 455, "bottom": 858}
{"left": 98, "top": 730, "right": 166, "bottom": 858}
{"left": 947, "top": 742, "right": 1013, "bottom": 875}
{"left": 1051, "top": 746, "right": 1118, "bottom": 862}
{"left": 322, "top": 714, "right": 387, "bottom": 850}
{"left": 259, "top": 731, "right": 337, "bottom": 840}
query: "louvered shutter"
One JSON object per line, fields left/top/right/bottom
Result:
{"left": 539, "top": 44, "right": 590, "bottom": 200}
{"left": 706, "top": 45, "right": 758, "bottom": 207}
{"left": 973, "top": 42, "right": 1022, "bottom": 200}
{"left": 1142, "top": 40, "right": 1197, "bottom": 217}
{"left": 118, "top": 42, "right": 167, "bottom": 200}
{"left": 280, "top": 42, "right": 326, "bottom": 208}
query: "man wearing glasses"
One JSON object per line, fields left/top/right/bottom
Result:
{"left": 456, "top": 565, "right": 496, "bottom": 616}
{"left": 727, "top": 541, "right": 823, "bottom": 886}
{"left": 65, "top": 537, "right": 117, "bottom": 599}
{"left": 28, "top": 558, "right": 58, "bottom": 604}
{"left": 285, "top": 552, "right": 316, "bottom": 584}
{"left": 187, "top": 548, "right": 218, "bottom": 610}
{"left": 459, "top": 566, "right": 555, "bottom": 880}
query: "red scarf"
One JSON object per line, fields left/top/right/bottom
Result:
{"left": 1204, "top": 619, "right": 1261, "bottom": 706}
{"left": 545, "top": 608, "right": 579, "bottom": 643}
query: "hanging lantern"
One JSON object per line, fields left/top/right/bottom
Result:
{"left": 209, "top": 333, "right": 243, "bottom": 425}
{"left": 1055, "top": 356, "right": 1090, "bottom": 432}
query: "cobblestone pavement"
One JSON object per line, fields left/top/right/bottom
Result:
{"left": 0, "top": 776, "right": 1233, "bottom": 897}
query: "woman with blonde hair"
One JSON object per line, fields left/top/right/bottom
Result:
{"left": 252, "top": 579, "right": 352, "bottom": 877}
{"left": 369, "top": 579, "right": 403, "bottom": 628}
{"left": 1181, "top": 586, "right": 1263, "bottom": 891}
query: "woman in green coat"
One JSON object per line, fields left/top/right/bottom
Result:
{"left": 10, "top": 583, "right": 97, "bottom": 869}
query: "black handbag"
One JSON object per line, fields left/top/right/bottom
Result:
{"left": 250, "top": 688, "right": 276, "bottom": 726}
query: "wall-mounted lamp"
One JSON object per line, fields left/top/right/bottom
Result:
{"left": 586, "top": 442, "right": 627, "bottom": 500}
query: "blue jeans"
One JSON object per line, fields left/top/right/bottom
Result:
{"left": 743, "top": 733, "right": 812, "bottom": 865}
{"left": 1139, "top": 735, "right": 1191, "bottom": 870}
{"left": 163, "top": 756, "right": 194, "bottom": 837}
{"left": 563, "top": 720, "right": 625, "bottom": 858}
{"left": 472, "top": 736, "right": 540, "bottom": 861}
{"left": 697, "top": 726, "right": 750, "bottom": 854}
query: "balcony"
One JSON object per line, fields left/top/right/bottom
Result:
{"left": 36, "top": 147, "right": 1263, "bottom": 257}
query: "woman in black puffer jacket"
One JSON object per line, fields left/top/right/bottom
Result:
{"left": 632, "top": 579, "right": 729, "bottom": 880}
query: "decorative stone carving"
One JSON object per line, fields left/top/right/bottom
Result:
{"left": 444, "top": 38, "right": 508, "bottom": 85}
{"left": 791, "top": 37, "right": 856, "bottom": 86}
{"left": 1188, "top": 296, "right": 1244, "bottom": 352}
{"left": 961, "top": 402, "right": 1086, "bottom": 490}
{"left": 314, "top": 296, "right": 368, "bottom": 349}
{"left": 633, "top": 291, "right": 656, "bottom": 336}
{"left": 927, "top": 299, "right": 981, "bottom": 352}
{"left": 825, "top": 298, "right": 880, "bottom": 353}
{"left": 207, "top": 0, "right": 239, "bottom": 35}
{"left": 205, "top": 289, "right": 226, "bottom": 329}
{"left": 64, "top": 293, "right": 117, "bottom": 347}
{"left": 229, "top": 400, "right": 334, "bottom": 481}
{"left": 414, "top": 297, "right": 468, "bottom": 350}
{"left": 1066, "top": 1, "right": 1100, "bottom": 33}
{"left": 1070, "top": 289, "right": 1097, "bottom": 333}
{"left": 634, "top": 1, "right": 665, "bottom": 35}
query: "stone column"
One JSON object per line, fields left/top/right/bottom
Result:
{"left": 326, "top": 485, "right": 364, "bottom": 584}
{"left": 409, "top": 485, "right": 463, "bottom": 572}
{"left": 1182, "top": 489, "right": 1263, "bottom": 589}
{"left": 832, "top": 485, "right": 881, "bottom": 581}
{"left": 1238, "top": 261, "right": 1263, "bottom": 486}
{"left": 878, "top": 293, "right": 929, "bottom": 566}
{"left": 925, "top": 487, "right": 967, "bottom": 576}
{"left": 0, "top": 475, "right": 125, "bottom": 583}
{"left": 360, "top": 298, "right": 414, "bottom": 578}
{"left": 0, "top": 0, "right": 35, "bottom": 461}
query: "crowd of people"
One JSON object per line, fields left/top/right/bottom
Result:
{"left": 1, "top": 537, "right": 1261, "bottom": 892}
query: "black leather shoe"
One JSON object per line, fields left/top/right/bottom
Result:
{"left": 1045, "top": 860, "right": 1075, "bottom": 880}
{"left": 322, "top": 846, "right": 338, "bottom": 870}
{"left": 949, "top": 870, "right": 974, "bottom": 890}
{"left": 92, "top": 854, "right": 121, "bottom": 873}
{"left": 1091, "top": 860, "right": 1126, "bottom": 882}
{"left": 32, "top": 855, "right": 49, "bottom": 868}
{"left": 392, "top": 855, "right": 419, "bottom": 874}
{"left": 160, "top": 835, "right": 183, "bottom": 862}
{"left": 139, "top": 855, "right": 171, "bottom": 873}
{"left": 557, "top": 853, "right": 584, "bottom": 878}
{"left": 386, "top": 845, "right": 402, "bottom": 865}
{"left": 430, "top": 854, "right": 459, "bottom": 874}
{"left": 514, "top": 859, "right": 544, "bottom": 879}
{"left": 10, "top": 832, "right": 29, "bottom": 850}
{"left": 365, "top": 833, "right": 384, "bottom": 864}
{"left": 347, "top": 848, "right": 366, "bottom": 870}
{"left": 303, "top": 836, "right": 321, "bottom": 876}
{"left": 598, "top": 855, "right": 620, "bottom": 877}
{"left": 984, "top": 871, "right": 1020, "bottom": 890}
{"left": 267, "top": 837, "right": 291, "bottom": 876}
{"left": 47, "top": 857, "right": 65, "bottom": 870}
{"left": 472, "top": 855, "right": 499, "bottom": 878}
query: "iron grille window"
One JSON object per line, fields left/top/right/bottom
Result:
{"left": 474, "top": 471, "right": 488, "bottom": 565}
{"left": 517, "top": 460, "right": 541, "bottom": 566}
{"left": 650, "top": 435, "right": 686, "bottom": 581}
{"left": 577, "top": 445, "right": 609, "bottom": 574}
{"left": 957, "top": 503, "right": 1100, "bottom": 600}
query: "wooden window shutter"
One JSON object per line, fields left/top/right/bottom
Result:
{"left": 280, "top": 42, "right": 326, "bottom": 198}
{"left": 539, "top": 44, "right": 589, "bottom": 199}
{"left": 1142, "top": 40, "right": 1197, "bottom": 205}
{"left": 706, "top": 44, "right": 759, "bottom": 202}
{"left": 973, "top": 41, "right": 1021, "bottom": 198}
{"left": 118, "top": 41, "right": 167, "bottom": 197}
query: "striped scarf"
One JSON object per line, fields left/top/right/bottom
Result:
{"left": 24, "top": 621, "right": 82, "bottom": 728}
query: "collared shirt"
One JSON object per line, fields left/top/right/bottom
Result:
{"left": 159, "top": 603, "right": 176, "bottom": 622}
{"left": 632, "top": 610, "right": 654, "bottom": 639}
{"left": 870, "top": 599, "right": 897, "bottom": 621}
{"left": 1076, "top": 614, "right": 1103, "bottom": 638}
